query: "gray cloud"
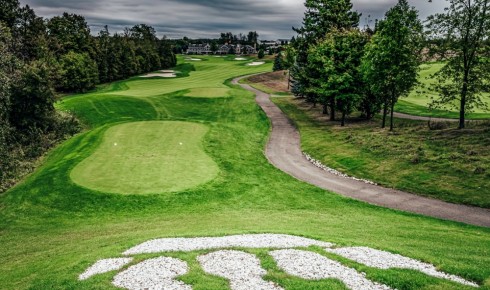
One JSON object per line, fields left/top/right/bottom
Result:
{"left": 19, "top": 0, "right": 447, "bottom": 39}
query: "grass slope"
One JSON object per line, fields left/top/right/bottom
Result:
{"left": 272, "top": 97, "right": 490, "bottom": 208}
{"left": 71, "top": 121, "right": 218, "bottom": 194}
{"left": 0, "top": 56, "right": 489, "bottom": 289}
{"left": 399, "top": 62, "right": 490, "bottom": 119}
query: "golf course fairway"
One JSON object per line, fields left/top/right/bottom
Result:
{"left": 0, "top": 56, "right": 489, "bottom": 290}
{"left": 71, "top": 121, "right": 218, "bottom": 194}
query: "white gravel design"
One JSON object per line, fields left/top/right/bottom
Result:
{"left": 270, "top": 249, "right": 391, "bottom": 290}
{"left": 325, "top": 247, "right": 479, "bottom": 287}
{"left": 123, "top": 234, "right": 334, "bottom": 255}
{"left": 112, "top": 256, "right": 191, "bottom": 290}
{"left": 198, "top": 250, "right": 283, "bottom": 290}
{"left": 79, "top": 258, "right": 133, "bottom": 280}
{"left": 247, "top": 61, "right": 265, "bottom": 66}
{"left": 303, "top": 153, "right": 378, "bottom": 185}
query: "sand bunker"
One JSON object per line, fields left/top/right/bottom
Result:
{"left": 140, "top": 72, "right": 176, "bottom": 78}
{"left": 186, "top": 58, "right": 202, "bottom": 61}
{"left": 247, "top": 62, "right": 265, "bottom": 66}
{"left": 234, "top": 57, "right": 247, "bottom": 61}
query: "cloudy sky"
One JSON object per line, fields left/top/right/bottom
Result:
{"left": 20, "top": 0, "right": 448, "bottom": 39}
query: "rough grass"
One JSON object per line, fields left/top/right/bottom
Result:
{"left": 70, "top": 121, "right": 218, "bottom": 194}
{"left": 398, "top": 62, "right": 490, "bottom": 119}
{"left": 184, "top": 88, "right": 231, "bottom": 98}
{"left": 273, "top": 97, "right": 490, "bottom": 208}
{"left": 1, "top": 56, "right": 489, "bottom": 290}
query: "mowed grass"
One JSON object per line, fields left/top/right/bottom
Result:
{"left": 184, "top": 88, "right": 231, "bottom": 98}
{"left": 273, "top": 96, "right": 490, "bottom": 208}
{"left": 71, "top": 121, "right": 218, "bottom": 194}
{"left": 0, "top": 56, "right": 489, "bottom": 289}
{"left": 398, "top": 62, "right": 490, "bottom": 119}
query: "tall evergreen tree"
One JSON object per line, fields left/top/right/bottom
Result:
{"left": 291, "top": 0, "right": 360, "bottom": 110}
{"left": 309, "top": 29, "right": 368, "bottom": 126}
{"left": 273, "top": 52, "right": 285, "bottom": 71}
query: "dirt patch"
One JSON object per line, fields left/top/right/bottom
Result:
{"left": 247, "top": 71, "right": 290, "bottom": 93}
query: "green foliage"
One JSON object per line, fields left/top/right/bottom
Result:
{"left": 0, "top": 24, "right": 81, "bottom": 192}
{"left": 290, "top": 0, "right": 360, "bottom": 111}
{"left": 58, "top": 51, "right": 99, "bottom": 93}
{"left": 47, "top": 12, "right": 93, "bottom": 56}
{"left": 362, "top": 0, "right": 423, "bottom": 130}
{"left": 0, "top": 0, "right": 20, "bottom": 28}
{"left": 9, "top": 61, "right": 55, "bottom": 131}
{"left": 258, "top": 48, "right": 265, "bottom": 59}
{"left": 309, "top": 29, "right": 369, "bottom": 126}
{"left": 426, "top": 0, "right": 490, "bottom": 129}
{"left": 294, "top": 0, "right": 360, "bottom": 42}
{"left": 272, "top": 52, "right": 284, "bottom": 71}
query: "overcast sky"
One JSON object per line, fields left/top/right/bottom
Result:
{"left": 19, "top": 0, "right": 448, "bottom": 39}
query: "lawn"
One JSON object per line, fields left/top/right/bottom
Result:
{"left": 0, "top": 56, "right": 489, "bottom": 290}
{"left": 272, "top": 97, "right": 490, "bottom": 208}
{"left": 71, "top": 121, "right": 218, "bottom": 194}
{"left": 397, "top": 62, "right": 490, "bottom": 119}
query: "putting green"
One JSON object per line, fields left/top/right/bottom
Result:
{"left": 70, "top": 121, "right": 219, "bottom": 194}
{"left": 184, "top": 88, "right": 231, "bottom": 98}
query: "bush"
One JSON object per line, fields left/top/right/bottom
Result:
{"left": 258, "top": 49, "right": 265, "bottom": 59}
{"left": 428, "top": 121, "right": 451, "bottom": 130}
{"left": 58, "top": 51, "right": 99, "bottom": 92}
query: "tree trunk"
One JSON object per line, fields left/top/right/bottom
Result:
{"left": 341, "top": 111, "right": 346, "bottom": 127}
{"left": 322, "top": 103, "right": 328, "bottom": 115}
{"left": 287, "top": 70, "right": 291, "bottom": 90}
{"left": 330, "top": 96, "right": 335, "bottom": 121}
{"left": 460, "top": 75, "right": 468, "bottom": 129}
{"left": 390, "top": 95, "right": 395, "bottom": 131}
{"left": 382, "top": 101, "right": 388, "bottom": 128}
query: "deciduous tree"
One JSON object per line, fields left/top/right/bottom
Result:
{"left": 58, "top": 51, "right": 99, "bottom": 92}
{"left": 427, "top": 0, "right": 490, "bottom": 129}
{"left": 362, "top": 0, "right": 423, "bottom": 130}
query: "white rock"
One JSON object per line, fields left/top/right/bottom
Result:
{"left": 198, "top": 250, "right": 283, "bottom": 290}
{"left": 325, "top": 247, "right": 479, "bottom": 287}
{"left": 112, "top": 256, "right": 191, "bottom": 290}
{"left": 123, "top": 234, "right": 334, "bottom": 255}
{"left": 79, "top": 258, "right": 133, "bottom": 280}
{"left": 303, "top": 153, "right": 378, "bottom": 185}
{"left": 270, "top": 249, "right": 391, "bottom": 290}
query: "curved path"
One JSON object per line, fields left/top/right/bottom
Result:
{"left": 233, "top": 76, "right": 490, "bottom": 228}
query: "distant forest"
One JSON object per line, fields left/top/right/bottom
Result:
{"left": 0, "top": 0, "right": 176, "bottom": 191}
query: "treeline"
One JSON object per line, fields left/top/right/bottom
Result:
{"left": 289, "top": 0, "right": 423, "bottom": 129}
{"left": 289, "top": 0, "right": 489, "bottom": 130}
{"left": 0, "top": 0, "right": 176, "bottom": 191}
